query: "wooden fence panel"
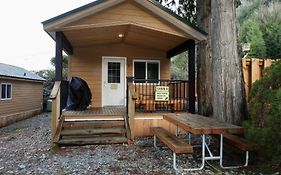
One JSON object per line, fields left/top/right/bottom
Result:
{"left": 242, "top": 58, "right": 276, "bottom": 101}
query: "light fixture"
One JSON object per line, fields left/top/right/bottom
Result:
{"left": 118, "top": 34, "right": 124, "bottom": 38}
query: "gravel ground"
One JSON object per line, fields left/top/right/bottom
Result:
{"left": 0, "top": 113, "right": 277, "bottom": 175}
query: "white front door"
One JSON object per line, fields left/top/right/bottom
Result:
{"left": 102, "top": 57, "right": 126, "bottom": 106}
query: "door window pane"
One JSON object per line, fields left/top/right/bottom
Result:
{"left": 108, "top": 62, "right": 120, "bottom": 83}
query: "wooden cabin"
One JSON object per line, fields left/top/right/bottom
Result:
{"left": 42, "top": 0, "right": 207, "bottom": 145}
{"left": 0, "top": 63, "right": 44, "bottom": 127}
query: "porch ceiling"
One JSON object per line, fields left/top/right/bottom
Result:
{"left": 62, "top": 24, "right": 189, "bottom": 51}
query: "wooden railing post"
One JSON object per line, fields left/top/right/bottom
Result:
{"left": 127, "top": 83, "right": 136, "bottom": 141}
{"left": 50, "top": 81, "right": 61, "bottom": 142}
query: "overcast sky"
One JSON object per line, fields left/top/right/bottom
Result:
{"left": 0, "top": 0, "right": 94, "bottom": 71}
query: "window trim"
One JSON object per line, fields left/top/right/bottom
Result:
{"left": 133, "top": 59, "right": 160, "bottom": 81}
{"left": 1, "top": 83, "right": 12, "bottom": 100}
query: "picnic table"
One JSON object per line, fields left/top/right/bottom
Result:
{"left": 163, "top": 113, "right": 246, "bottom": 171}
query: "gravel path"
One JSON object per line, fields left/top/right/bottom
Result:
{"left": 0, "top": 113, "right": 270, "bottom": 175}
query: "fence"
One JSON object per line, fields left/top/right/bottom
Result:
{"left": 242, "top": 58, "right": 276, "bottom": 101}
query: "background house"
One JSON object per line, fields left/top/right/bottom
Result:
{"left": 0, "top": 63, "right": 45, "bottom": 127}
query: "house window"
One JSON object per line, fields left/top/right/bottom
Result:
{"left": 1, "top": 83, "right": 12, "bottom": 100}
{"left": 133, "top": 60, "right": 160, "bottom": 82}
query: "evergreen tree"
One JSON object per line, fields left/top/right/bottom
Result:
{"left": 264, "top": 22, "right": 281, "bottom": 58}
{"left": 238, "top": 20, "right": 267, "bottom": 58}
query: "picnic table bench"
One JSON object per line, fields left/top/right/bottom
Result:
{"left": 152, "top": 127, "right": 193, "bottom": 171}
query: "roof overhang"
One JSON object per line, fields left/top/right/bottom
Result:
{"left": 0, "top": 75, "right": 45, "bottom": 83}
{"left": 61, "top": 23, "right": 190, "bottom": 51}
{"left": 42, "top": 0, "right": 207, "bottom": 42}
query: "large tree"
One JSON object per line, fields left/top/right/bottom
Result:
{"left": 158, "top": 0, "right": 247, "bottom": 124}
{"left": 196, "top": 0, "right": 213, "bottom": 117}
{"left": 210, "top": 0, "right": 246, "bottom": 124}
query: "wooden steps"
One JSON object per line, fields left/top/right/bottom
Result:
{"left": 56, "top": 117, "right": 128, "bottom": 146}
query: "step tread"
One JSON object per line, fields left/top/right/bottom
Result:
{"left": 61, "top": 127, "right": 126, "bottom": 136}
{"left": 63, "top": 121, "right": 125, "bottom": 129}
{"left": 57, "top": 135, "right": 128, "bottom": 145}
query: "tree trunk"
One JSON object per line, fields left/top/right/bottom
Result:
{"left": 196, "top": 0, "right": 213, "bottom": 117}
{"left": 211, "top": 0, "right": 246, "bottom": 124}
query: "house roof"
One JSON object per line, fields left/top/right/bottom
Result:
{"left": 42, "top": 0, "right": 207, "bottom": 41}
{"left": 0, "top": 63, "right": 45, "bottom": 82}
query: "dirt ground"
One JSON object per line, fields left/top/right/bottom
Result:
{"left": 0, "top": 113, "right": 279, "bottom": 175}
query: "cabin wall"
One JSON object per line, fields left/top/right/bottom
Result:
{"left": 66, "top": 1, "right": 187, "bottom": 38}
{"left": 0, "top": 78, "right": 43, "bottom": 127}
{"left": 68, "top": 43, "right": 171, "bottom": 108}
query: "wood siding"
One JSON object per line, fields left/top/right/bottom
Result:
{"left": 134, "top": 114, "right": 186, "bottom": 137}
{"left": 66, "top": 1, "right": 187, "bottom": 38}
{"left": 0, "top": 78, "right": 43, "bottom": 116}
{"left": 68, "top": 43, "right": 171, "bottom": 108}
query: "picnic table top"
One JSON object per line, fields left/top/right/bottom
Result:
{"left": 163, "top": 113, "right": 244, "bottom": 135}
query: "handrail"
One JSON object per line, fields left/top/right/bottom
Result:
{"left": 127, "top": 83, "right": 136, "bottom": 141}
{"left": 50, "top": 81, "right": 61, "bottom": 99}
{"left": 50, "top": 81, "right": 61, "bottom": 143}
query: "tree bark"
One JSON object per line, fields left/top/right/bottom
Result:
{"left": 196, "top": 0, "right": 213, "bottom": 117}
{"left": 211, "top": 0, "right": 246, "bottom": 124}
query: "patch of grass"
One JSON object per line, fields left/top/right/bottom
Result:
{"left": 4, "top": 124, "right": 27, "bottom": 133}
{"left": 56, "top": 169, "right": 67, "bottom": 175}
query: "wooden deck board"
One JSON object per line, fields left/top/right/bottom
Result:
{"left": 163, "top": 113, "right": 244, "bottom": 135}
{"left": 63, "top": 106, "right": 127, "bottom": 115}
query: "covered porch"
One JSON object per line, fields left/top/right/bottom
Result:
{"left": 43, "top": 0, "right": 207, "bottom": 145}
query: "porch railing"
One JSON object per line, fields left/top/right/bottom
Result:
{"left": 127, "top": 77, "right": 189, "bottom": 112}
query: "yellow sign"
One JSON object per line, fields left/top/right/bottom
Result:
{"left": 155, "top": 86, "right": 169, "bottom": 101}
{"left": 111, "top": 84, "right": 118, "bottom": 89}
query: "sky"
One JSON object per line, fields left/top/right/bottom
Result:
{"left": 0, "top": 0, "right": 94, "bottom": 71}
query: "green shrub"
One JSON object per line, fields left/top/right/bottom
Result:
{"left": 244, "top": 60, "right": 281, "bottom": 163}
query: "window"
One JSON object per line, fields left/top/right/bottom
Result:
{"left": 108, "top": 62, "right": 121, "bottom": 83}
{"left": 133, "top": 60, "right": 160, "bottom": 82}
{"left": 1, "top": 83, "right": 12, "bottom": 100}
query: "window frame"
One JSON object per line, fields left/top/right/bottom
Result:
{"left": 1, "top": 83, "right": 12, "bottom": 100}
{"left": 133, "top": 59, "right": 160, "bottom": 82}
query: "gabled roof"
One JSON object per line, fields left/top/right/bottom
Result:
{"left": 0, "top": 63, "right": 45, "bottom": 82}
{"left": 42, "top": 0, "right": 107, "bottom": 26}
{"left": 42, "top": 0, "right": 207, "bottom": 41}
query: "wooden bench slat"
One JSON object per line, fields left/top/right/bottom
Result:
{"left": 152, "top": 127, "right": 193, "bottom": 154}
{"left": 223, "top": 133, "right": 259, "bottom": 152}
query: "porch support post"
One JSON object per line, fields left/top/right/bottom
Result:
{"left": 188, "top": 40, "right": 196, "bottom": 114}
{"left": 55, "top": 32, "right": 63, "bottom": 81}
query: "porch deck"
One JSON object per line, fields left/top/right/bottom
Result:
{"left": 62, "top": 107, "right": 127, "bottom": 121}
{"left": 63, "top": 106, "right": 183, "bottom": 117}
